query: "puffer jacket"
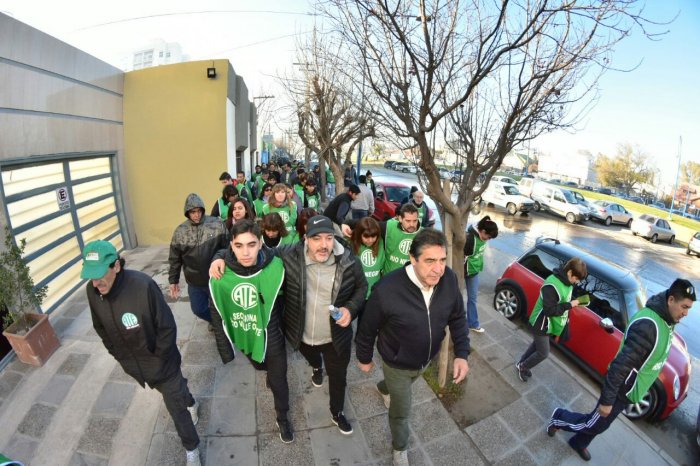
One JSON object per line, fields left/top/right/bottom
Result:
{"left": 169, "top": 193, "right": 229, "bottom": 287}
{"left": 88, "top": 269, "right": 181, "bottom": 387}
{"left": 278, "top": 239, "right": 367, "bottom": 355}
{"left": 599, "top": 291, "right": 675, "bottom": 405}
{"left": 208, "top": 246, "right": 285, "bottom": 364}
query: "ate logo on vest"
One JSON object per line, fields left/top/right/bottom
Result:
{"left": 231, "top": 283, "right": 259, "bottom": 310}
{"left": 277, "top": 211, "right": 289, "bottom": 223}
{"left": 360, "top": 249, "right": 376, "bottom": 267}
{"left": 398, "top": 239, "right": 412, "bottom": 255}
{"left": 121, "top": 313, "right": 139, "bottom": 330}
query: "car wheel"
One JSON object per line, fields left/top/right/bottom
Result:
{"left": 651, "top": 234, "right": 658, "bottom": 244}
{"left": 623, "top": 381, "right": 663, "bottom": 421}
{"left": 632, "top": 231, "right": 637, "bottom": 236}
{"left": 605, "top": 216, "right": 612, "bottom": 226}
{"left": 533, "top": 202, "right": 541, "bottom": 212}
{"left": 686, "top": 247, "right": 692, "bottom": 255}
{"left": 626, "top": 219, "right": 633, "bottom": 228}
{"left": 493, "top": 285, "right": 523, "bottom": 320}
{"left": 566, "top": 212, "right": 576, "bottom": 224}
{"left": 507, "top": 203, "right": 517, "bottom": 215}
{"left": 402, "top": 168, "right": 408, "bottom": 173}
{"left": 669, "top": 235, "right": 675, "bottom": 244}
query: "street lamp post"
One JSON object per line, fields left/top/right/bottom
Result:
{"left": 670, "top": 136, "right": 682, "bottom": 217}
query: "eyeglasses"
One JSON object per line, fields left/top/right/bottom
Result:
{"left": 362, "top": 233, "right": 378, "bottom": 239}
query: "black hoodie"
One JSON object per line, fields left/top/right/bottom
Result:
{"left": 208, "top": 246, "right": 284, "bottom": 365}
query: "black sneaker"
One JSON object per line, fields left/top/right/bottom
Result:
{"left": 331, "top": 411, "right": 353, "bottom": 435}
{"left": 547, "top": 408, "right": 560, "bottom": 437}
{"left": 311, "top": 367, "right": 323, "bottom": 387}
{"left": 568, "top": 438, "right": 591, "bottom": 461}
{"left": 277, "top": 420, "right": 294, "bottom": 443}
{"left": 515, "top": 362, "right": 532, "bottom": 382}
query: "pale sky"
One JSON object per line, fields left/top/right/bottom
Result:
{"left": 2, "top": 0, "right": 698, "bottom": 185}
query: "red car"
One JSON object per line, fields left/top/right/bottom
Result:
{"left": 493, "top": 238, "right": 691, "bottom": 421}
{"left": 372, "top": 181, "right": 433, "bottom": 223}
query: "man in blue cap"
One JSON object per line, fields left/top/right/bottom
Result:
{"left": 81, "top": 240, "right": 201, "bottom": 466}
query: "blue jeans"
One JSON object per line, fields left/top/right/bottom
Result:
{"left": 352, "top": 209, "right": 369, "bottom": 219}
{"left": 327, "top": 183, "right": 336, "bottom": 198}
{"left": 465, "top": 274, "right": 480, "bottom": 328}
{"left": 188, "top": 285, "right": 211, "bottom": 322}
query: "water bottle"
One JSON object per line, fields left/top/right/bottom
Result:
{"left": 329, "top": 305, "right": 342, "bottom": 321}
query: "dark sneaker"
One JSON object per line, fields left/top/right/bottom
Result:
{"left": 547, "top": 408, "right": 560, "bottom": 437}
{"left": 568, "top": 438, "right": 591, "bottom": 461}
{"left": 311, "top": 367, "right": 323, "bottom": 387}
{"left": 331, "top": 411, "right": 353, "bottom": 435}
{"left": 277, "top": 420, "right": 294, "bottom": 443}
{"left": 515, "top": 362, "right": 531, "bottom": 382}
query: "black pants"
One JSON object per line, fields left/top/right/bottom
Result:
{"left": 151, "top": 369, "right": 199, "bottom": 451}
{"left": 550, "top": 396, "right": 627, "bottom": 449}
{"left": 246, "top": 323, "right": 289, "bottom": 421}
{"left": 299, "top": 341, "right": 350, "bottom": 415}
{"left": 519, "top": 333, "right": 550, "bottom": 370}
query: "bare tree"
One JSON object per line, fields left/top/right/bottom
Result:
{"left": 278, "top": 33, "right": 377, "bottom": 194}
{"left": 322, "top": 0, "right": 662, "bottom": 271}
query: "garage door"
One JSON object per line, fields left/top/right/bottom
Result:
{"left": 1, "top": 155, "right": 126, "bottom": 312}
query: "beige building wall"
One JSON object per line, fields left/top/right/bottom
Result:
{"left": 123, "top": 60, "right": 231, "bottom": 244}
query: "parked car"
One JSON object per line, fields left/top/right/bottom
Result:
{"left": 651, "top": 201, "right": 666, "bottom": 210}
{"left": 491, "top": 175, "right": 518, "bottom": 186}
{"left": 372, "top": 181, "right": 433, "bottom": 223}
{"left": 563, "top": 181, "right": 578, "bottom": 187}
{"left": 631, "top": 214, "right": 675, "bottom": 244}
{"left": 480, "top": 182, "right": 535, "bottom": 215}
{"left": 449, "top": 169, "right": 464, "bottom": 182}
{"left": 628, "top": 196, "right": 645, "bottom": 204}
{"left": 438, "top": 167, "right": 451, "bottom": 179}
{"left": 493, "top": 237, "right": 691, "bottom": 421}
{"left": 530, "top": 182, "right": 588, "bottom": 223}
{"left": 590, "top": 200, "right": 634, "bottom": 227}
{"left": 596, "top": 187, "right": 613, "bottom": 195}
{"left": 686, "top": 232, "right": 700, "bottom": 256}
{"left": 392, "top": 162, "right": 417, "bottom": 174}
{"left": 571, "top": 191, "right": 594, "bottom": 215}
{"left": 383, "top": 160, "right": 398, "bottom": 169}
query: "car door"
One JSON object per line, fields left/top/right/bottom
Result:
{"left": 552, "top": 190, "right": 567, "bottom": 216}
{"left": 656, "top": 219, "right": 669, "bottom": 240}
{"left": 562, "top": 274, "right": 625, "bottom": 376}
{"left": 610, "top": 204, "right": 623, "bottom": 223}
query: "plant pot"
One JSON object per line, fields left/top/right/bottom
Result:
{"left": 2, "top": 313, "right": 60, "bottom": 366}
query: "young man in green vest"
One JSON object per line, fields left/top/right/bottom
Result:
{"left": 547, "top": 278, "right": 695, "bottom": 462}
{"left": 303, "top": 178, "right": 321, "bottom": 211}
{"left": 208, "top": 219, "right": 294, "bottom": 443}
{"left": 516, "top": 257, "right": 587, "bottom": 380}
{"left": 236, "top": 170, "right": 254, "bottom": 204}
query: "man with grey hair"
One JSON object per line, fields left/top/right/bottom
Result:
{"left": 355, "top": 228, "right": 470, "bottom": 465}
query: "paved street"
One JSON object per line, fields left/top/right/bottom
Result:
{"left": 0, "top": 245, "right": 679, "bottom": 465}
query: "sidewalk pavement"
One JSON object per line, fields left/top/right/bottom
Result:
{"left": 0, "top": 245, "right": 678, "bottom": 466}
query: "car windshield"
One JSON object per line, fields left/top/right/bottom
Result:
{"left": 639, "top": 214, "right": 655, "bottom": 223}
{"left": 624, "top": 289, "right": 647, "bottom": 320}
{"left": 386, "top": 186, "right": 410, "bottom": 203}
{"left": 504, "top": 185, "right": 520, "bottom": 195}
{"left": 562, "top": 190, "right": 577, "bottom": 204}
{"left": 594, "top": 200, "right": 608, "bottom": 207}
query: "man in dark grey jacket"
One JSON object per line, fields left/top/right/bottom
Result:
{"left": 82, "top": 240, "right": 201, "bottom": 466}
{"left": 169, "top": 193, "right": 228, "bottom": 323}
{"left": 210, "top": 216, "right": 367, "bottom": 436}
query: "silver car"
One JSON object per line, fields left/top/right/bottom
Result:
{"left": 687, "top": 232, "right": 700, "bottom": 256}
{"left": 631, "top": 214, "right": 675, "bottom": 244}
{"left": 590, "top": 200, "right": 633, "bottom": 227}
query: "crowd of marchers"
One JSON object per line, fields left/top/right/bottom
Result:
{"left": 78, "top": 161, "right": 695, "bottom": 466}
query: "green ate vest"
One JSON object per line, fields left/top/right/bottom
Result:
{"left": 294, "top": 184, "right": 304, "bottom": 201}
{"left": 280, "top": 232, "right": 300, "bottom": 245}
{"left": 383, "top": 219, "right": 419, "bottom": 274}
{"left": 326, "top": 168, "right": 335, "bottom": 183}
{"left": 528, "top": 274, "right": 572, "bottom": 336}
{"left": 254, "top": 198, "right": 266, "bottom": 218}
{"left": 262, "top": 204, "right": 297, "bottom": 231}
{"left": 357, "top": 240, "right": 385, "bottom": 298}
{"left": 620, "top": 308, "right": 673, "bottom": 403}
{"left": 217, "top": 198, "right": 230, "bottom": 221}
{"left": 465, "top": 228, "right": 487, "bottom": 276}
{"left": 236, "top": 181, "right": 254, "bottom": 204}
{"left": 209, "top": 258, "right": 285, "bottom": 363}
{"left": 305, "top": 192, "right": 320, "bottom": 210}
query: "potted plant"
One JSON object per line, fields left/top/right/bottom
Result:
{"left": 1, "top": 227, "right": 59, "bottom": 366}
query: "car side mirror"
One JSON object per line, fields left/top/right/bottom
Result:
{"left": 599, "top": 318, "right": 615, "bottom": 334}
{"left": 377, "top": 191, "right": 384, "bottom": 200}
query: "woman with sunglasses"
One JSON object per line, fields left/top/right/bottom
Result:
{"left": 348, "top": 217, "right": 385, "bottom": 299}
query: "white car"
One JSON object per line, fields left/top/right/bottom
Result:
{"left": 590, "top": 200, "right": 634, "bottom": 227}
{"left": 492, "top": 175, "right": 518, "bottom": 185}
{"left": 481, "top": 182, "right": 535, "bottom": 215}
{"left": 631, "top": 214, "right": 675, "bottom": 244}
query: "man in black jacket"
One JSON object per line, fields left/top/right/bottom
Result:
{"left": 169, "top": 193, "right": 229, "bottom": 324}
{"left": 81, "top": 241, "right": 201, "bottom": 466}
{"left": 323, "top": 185, "right": 361, "bottom": 232}
{"left": 208, "top": 220, "right": 293, "bottom": 443}
{"left": 355, "top": 228, "right": 470, "bottom": 466}
{"left": 547, "top": 279, "right": 695, "bottom": 462}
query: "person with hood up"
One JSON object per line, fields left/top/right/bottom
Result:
{"left": 208, "top": 220, "right": 294, "bottom": 443}
{"left": 169, "top": 193, "right": 229, "bottom": 324}
{"left": 547, "top": 279, "right": 695, "bottom": 462}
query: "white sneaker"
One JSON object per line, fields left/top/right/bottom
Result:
{"left": 186, "top": 447, "right": 201, "bottom": 465}
{"left": 393, "top": 449, "right": 409, "bottom": 466}
{"left": 377, "top": 385, "right": 390, "bottom": 409}
{"left": 188, "top": 400, "right": 199, "bottom": 426}
{"left": 470, "top": 327, "right": 485, "bottom": 333}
